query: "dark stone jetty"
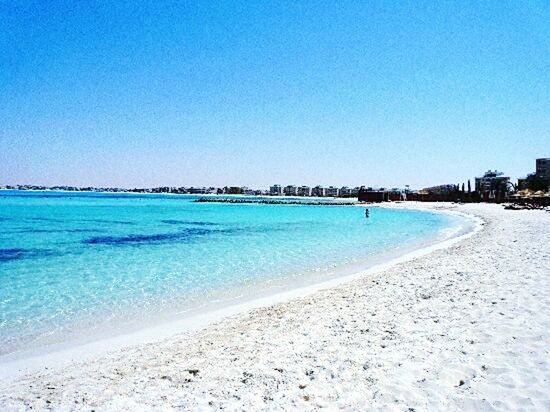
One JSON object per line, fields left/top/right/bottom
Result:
{"left": 194, "top": 198, "right": 358, "bottom": 206}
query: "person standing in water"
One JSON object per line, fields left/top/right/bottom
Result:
{"left": 365, "top": 208, "right": 370, "bottom": 218}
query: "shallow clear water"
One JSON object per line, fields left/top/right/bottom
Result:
{"left": 0, "top": 191, "right": 461, "bottom": 356}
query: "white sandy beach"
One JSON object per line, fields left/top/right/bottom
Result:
{"left": 0, "top": 203, "right": 548, "bottom": 410}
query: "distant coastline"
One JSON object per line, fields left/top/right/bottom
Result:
{"left": 0, "top": 184, "right": 361, "bottom": 198}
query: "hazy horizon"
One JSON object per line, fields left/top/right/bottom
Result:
{"left": 1, "top": 2, "right": 548, "bottom": 189}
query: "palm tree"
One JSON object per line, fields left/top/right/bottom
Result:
{"left": 507, "top": 181, "right": 518, "bottom": 194}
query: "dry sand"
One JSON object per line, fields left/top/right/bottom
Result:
{"left": 0, "top": 203, "right": 548, "bottom": 410}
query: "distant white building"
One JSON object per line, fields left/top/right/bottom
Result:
{"left": 311, "top": 185, "right": 325, "bottom": 197}
{"left": 518, "top": 158, "right": 550, "bottom": 190}
{"left": 242, "top": 186, "right": 256, "bottom": 195}
{"left": 536, "top": 158, "right": 550, "bottom": 179}
{"left": 188, "top": 186, "right": 207, "bottom": 194}
{"left": 339, "top": 186, "right": 352, "bottom": 196}
{"left": 270, "top": 184, "right": 283, "bottom": 196}
{"left": 475, "top": 170, "right": 510, "bottom": 200}
{"left": 325, "top": 186, "right": 339, "bottom": 197}
{"left": 284, "top": 185, "right": 298, "bottom": 196}
{"left": 297, "top": 185, "right": 311, "bottom": 196}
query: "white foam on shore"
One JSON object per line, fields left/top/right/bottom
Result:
{"left": 0, "top": 207, "right": 482, "bottom": 380}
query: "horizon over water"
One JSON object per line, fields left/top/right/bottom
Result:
{"left": 0, "top": 191, "right": 467, "bottom": 359}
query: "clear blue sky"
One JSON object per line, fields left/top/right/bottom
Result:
{"left": 1, "top": 1, "right": 548, "bottom": 189}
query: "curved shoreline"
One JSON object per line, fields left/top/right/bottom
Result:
{"left": 3, "top": 203, "right": 548, "bottom": 410}
{"left": 0, "top": 205, "right": 481, "bottom": 380}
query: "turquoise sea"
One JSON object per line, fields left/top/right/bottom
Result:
{"left": 0, "top": 191, "right": 464, "bottom": 357}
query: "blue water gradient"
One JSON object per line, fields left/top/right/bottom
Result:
{"left": 0, "top": 191, "right": 460, "bottom": 356}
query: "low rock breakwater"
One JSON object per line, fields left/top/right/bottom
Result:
{"left": 194, "top": 198, "right": 358, "bottom": 206}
